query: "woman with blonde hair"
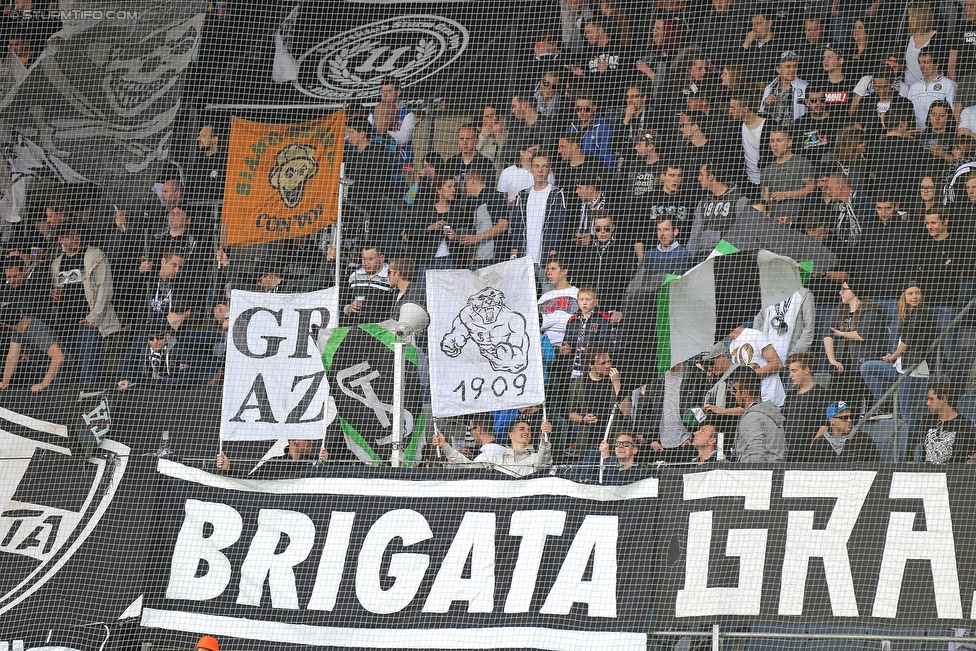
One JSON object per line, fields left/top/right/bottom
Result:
{"left": 904, "top": 2, "right": 942, "bottom": 86}
{"left": 859, "top": 281, "right": 938, "bottom": 461}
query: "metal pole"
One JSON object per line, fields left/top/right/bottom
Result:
{"left": 891, "top": 391, "right": 899, "bottom": 460}
{"left": 712, "top": 624, "right": 721, "bottom": 651}
{"left": 542, "top": 404, "right": 548, "bottom": 443}
{"left": 654, "top": 631, "right": 976, "bottom": 643}
{"left": 598, "top": 407, "right": 616, "bottom": 485}
{"left": 391, "top": 340, "right": 406, "bottom": 468}
{"left": 336, "top": 162, "right": 345, "bottom": 289}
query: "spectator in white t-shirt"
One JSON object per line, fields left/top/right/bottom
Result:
{"left": 497, "top": 140, "right": 553, "bottom": 203}
{"left": 538, "top": 255, "right": 579, "bottom": 348}
{"left": 510, "top": 154, "right": 568, "bottom": 292}
{"left": 729, "top": 91, "right": 769, "bottom": 194}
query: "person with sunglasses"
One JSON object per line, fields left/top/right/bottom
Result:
{"left": 598, "top": 431, "right": 648, "bottom": 483}
{"left": 534, "top": 72, "right": 564, "bottom": 121}
{"left": 566, "top": 94, "right": 615, "bottom": 169}
{"left": 793, "top": 86, "right": 843, "bottom": 164}
{"left": 804, "top": 400, "right": 880, "bottom": 462}
{"left": 574, "top": 214, "right": 631, "bottom": 325}
{"left": 117, "top": 318, "right": 195, "bottom": 391}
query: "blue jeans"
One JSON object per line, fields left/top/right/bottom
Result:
{"left": 859, "top": 360, "right": 926, "bottom": 462}
{"left": 930, "top": 304, "right": 958, "bottom": 366}
{"left": 63, "top": 323, "right": 104, "bottom": 384}
{"left": 377, "top": 194, "right": 405, "bottom": 259}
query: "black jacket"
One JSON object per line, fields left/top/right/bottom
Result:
{"left": 574, "top": 236, "right": 637, "bottom": 314}
{"left": 803, "top": 430, "right": 881, "bottom": 463}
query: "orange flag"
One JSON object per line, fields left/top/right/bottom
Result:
{"left": 223, "top": 111, "right": 345, "bottom": 247}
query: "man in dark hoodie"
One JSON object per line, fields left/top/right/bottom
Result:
{"left": 732, "top": 367, "right": 786, "bottom": 462}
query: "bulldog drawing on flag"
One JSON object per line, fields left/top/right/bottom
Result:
{"left": 440, "top": 287, "right": 529, "bottom": 373}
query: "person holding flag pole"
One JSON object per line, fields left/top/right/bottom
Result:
{"left": 566, "top": 344, "right": 632, "bottom": 480}
{"left": 598, "top": 400, "right": 618, "bottom": 485}
{"left": 432, "top": 415, "right": 553, "bottom": 477}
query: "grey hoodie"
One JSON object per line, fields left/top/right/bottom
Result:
{"left": 736, "top": 400, "right": 786, "bottom": 462}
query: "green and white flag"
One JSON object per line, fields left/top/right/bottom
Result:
{"left": 655, "top": 242, "right": 808, "bottom": 373}
{"left": 322, "top": 324, "right": 425, "bottom": 467}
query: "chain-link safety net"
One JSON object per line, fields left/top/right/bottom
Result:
{"left": 3, "top": 1, "right": 976, "bottom": 651}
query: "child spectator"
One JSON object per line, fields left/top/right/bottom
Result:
{"left": 560, "top": 284, "right": 615, "bottom": 378}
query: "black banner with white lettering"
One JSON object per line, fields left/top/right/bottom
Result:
{"left": 11, "top": 431, "right": 976, "bottom": 651}
{"left": 0, "top": 412, "right": 157, "bottom": 645}
{"left": 141, "top": 460, "right": 658, "bottom": 651}
{"left": 653, "top": 467, "right": 976, "bottom": 627}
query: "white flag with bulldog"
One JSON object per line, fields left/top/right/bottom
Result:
{"left": 220, "top": 287, "right": 338, "bottom": 441}
{"left": 427, "top": 258, "right": 545, "bottom": 418}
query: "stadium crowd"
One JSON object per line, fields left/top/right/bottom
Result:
{"left": 3, "top": 0, "right": 976, "bottom": 473}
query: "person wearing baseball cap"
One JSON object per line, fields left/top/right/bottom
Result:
{"left": 759, "top": 51, "right": 809, "bottom": 124}
{"left": 805, "top": 401, "right": 880, "bottom": 462}
{"left": 700, "top": 342, "right": 741, "bottom": 435}
{"left": 683, "top": 81, "right": 715, "bottom": 120}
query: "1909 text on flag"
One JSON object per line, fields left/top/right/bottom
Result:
{"left": 426, "top": 259, "right": 545, "bottom": 418}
